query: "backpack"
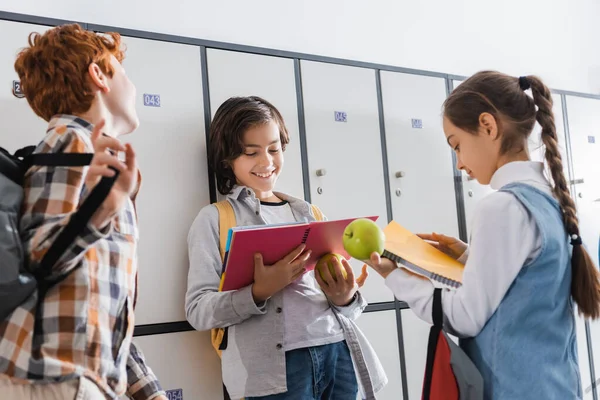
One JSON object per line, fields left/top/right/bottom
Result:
{"left": 211, "top": 200, "right": 324, "bottom": 356}
{"left": 0, "top": 145, "right": 117, "bottom": 322}
{"left": 422, "top": 288, "right": 484, "bottom": 400}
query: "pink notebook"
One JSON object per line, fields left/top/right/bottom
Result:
{"left": 219, "top": 215, "right": 379, "bottom": 292}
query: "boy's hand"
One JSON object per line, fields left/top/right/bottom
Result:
{"left": 364, "top": 252, "right": 398, "bottom": 279}
{"left": 86, "top": 120, "right": 139, "bottom": 230}
{"left": 315, "top": 257, "right": 368, "bottom": 306}
{"left": 252, "top": 244, "right": 311, "bottom": 303}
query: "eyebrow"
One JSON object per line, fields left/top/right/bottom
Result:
{"left": 446, "top": 135, "right": 454, "bottom": 146}
{"left": 245, "top": 140, "right": 279, "bottom": 148}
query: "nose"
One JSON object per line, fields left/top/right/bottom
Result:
{"left": 456, "top": 157, "right": 465, "bottom": 171}
{"left": 257, "top": 151, "right": 272, "bottom": 167}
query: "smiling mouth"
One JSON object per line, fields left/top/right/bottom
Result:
{"left": 252, "top": 171, "right": 275, "bottom": 179}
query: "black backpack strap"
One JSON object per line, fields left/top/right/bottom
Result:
{"left": 432, "top": 287, "right": 443, "bottom": 327}
{"left": 28, "top": 153, "right": 93, "bottom": 167}
{"left": 37, "top": 169, "right": 119, "bottom": 280}
{"left": 422, "top": 288, "right": 444, "bottom": 400}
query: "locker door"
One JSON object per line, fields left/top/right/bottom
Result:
{"left": 380, "top": 71, "right": 459, "bottom": 237}
{"left": 0, "top": 21, "right": 51, "bottom": 151}
{"left": 355, "top": 310, "right": 404, "bottom": 400}
{"left": 119, "top": 331, "right": 223, "bottom": 399}
{"left": 565, "top": 95, "right": 600, "bottom": 398}
{"left": 300, "top": 60, "right": 392, "bottom": 304}
{"left": 206, "top": 49, "right": 304, "bottom": 200}
{"left": 119, "top": 36, "right": 210, "bottom": 325}
{"left": 401, "top": 310, "right": 430, "bottom": 399}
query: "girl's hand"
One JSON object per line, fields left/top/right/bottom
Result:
{"left": 417, "top": 232, "right": 467, "bottom": 260}
{"left": 363, "top": 252, "right": 398, "bottom": 279}
{"left": 315, "top": 257, "right": 368, "bottom": 306}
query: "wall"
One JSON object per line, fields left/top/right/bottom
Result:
{"left": 1, "top": 0, "right": 599, "bottom": 94}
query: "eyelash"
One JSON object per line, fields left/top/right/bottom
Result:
{"left": 244, "top": 149, "right": 280, "bottom": 157}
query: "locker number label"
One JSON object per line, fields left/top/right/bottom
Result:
{"left": 334, "top": 111, "right": 347, "bottom": 122}
{"left": 12, "top": 80, "right": 24, "bottom": 98}
{"left": 144, "top": 93, "right": 161, "bottom": 107}
{"left": 588, "top": 136, "right": 595, "bottom": 144}
{"left": 411, "top": 118, "right": 423, "bottom": 129}
{"left": 166, "top": 388, "right": 183, "bottom": 400}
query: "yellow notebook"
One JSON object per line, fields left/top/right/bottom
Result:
{"left": 382, "top": 221, "right": 465, "bottom": 288}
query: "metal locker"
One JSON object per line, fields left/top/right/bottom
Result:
{"left": 119, "top": 36, "right": 210, "bottom": 326}
{"left": 119, "top": 331, "right": 223, "bottom": 400}
{"left": 380, "top": 71, "right": 459, "bottom": 238}
{"left": 299, "top": 60, "right": 392, "bottom": 304}
{"left": 206, "top": 49, "right": 304, "bottom": 201}
{"left": 565, "top": 95, "right": 600, "bottom": 399}
{"left": 355, "top": 310, "right": 404, "bottom": 400}
{"left": 0, "top": 21, "right": 51, "bottom": 152}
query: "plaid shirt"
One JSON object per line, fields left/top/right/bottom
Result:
{"left": 0, "top": 115, "right": 165, "bottom": 400}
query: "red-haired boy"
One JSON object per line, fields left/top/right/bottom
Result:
{"left": 0, "top": 24, "right": 167, "bottom": 400}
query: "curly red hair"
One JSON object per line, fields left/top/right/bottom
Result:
{"left": 14, "top": 23, "right": 125, "bottom": 121}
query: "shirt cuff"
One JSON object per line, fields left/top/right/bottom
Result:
{"left": 457, "top": 247, "right": 469, "bottom": 264}
{"left": 232, "top": 285, "right": 268, "bottom": 318}
{"left": 329, "top": 291, "right": 367, "bottom": 320}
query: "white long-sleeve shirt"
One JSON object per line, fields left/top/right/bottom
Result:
{"left": 385, "top": 161, "right": 553, "bottom": 338}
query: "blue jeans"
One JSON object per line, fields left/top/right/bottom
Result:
{"left": 247, "top": 341, "right": 358, "bottom": 400}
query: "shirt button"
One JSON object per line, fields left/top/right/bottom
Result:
{"left": 276, "top": 307, "right": 282, "bottom": 313}
{"left": 276, "top": 343, "right": 282, "bottom": 350}
{"left": 255, "top": 211, "right": 259, "bottom": 215}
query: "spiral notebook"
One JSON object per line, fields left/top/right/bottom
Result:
{"left": 382, "top": 221, "right": 464, "bottom": 288}
{"left": 219, "top": 215, "right": 379, "bottom": 292}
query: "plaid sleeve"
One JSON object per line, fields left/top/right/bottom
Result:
{"left": 126, "top": 341, "right": 166, "bottom": 400}
{"left": 20, "top": 128, "right": 112, "bottom": 279}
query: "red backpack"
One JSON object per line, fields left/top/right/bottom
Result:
{"left": 422, "top": 288, "right": 484, "bottom": 400}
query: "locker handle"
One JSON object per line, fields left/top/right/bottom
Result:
{"left": 570, "top": 178, "right": 584, "bottom": 185}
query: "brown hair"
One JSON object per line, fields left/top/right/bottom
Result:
{"left": 209, "top": 96, "right": 290, "bottom": 195}
{"left": 444, "top": 70, "right": 600, "bottom": 319}
{"left": 14, "top": 23, "right": 125, "bottom": 122}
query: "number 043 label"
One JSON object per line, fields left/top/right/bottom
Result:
{"left": 143, "top": 93, "right": 161, "bottom": 107}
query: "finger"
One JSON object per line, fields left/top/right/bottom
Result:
{"left": 433, "top": 232, "right": 453, "bottom": 243}
{"left": 416, "top": 233, "right": 435, "bottom": 241}
{"left": 90, "top": 119, "right": 105, "bottom": 144}
{"left": 356, "top": 264, "right": 369, "bottom": 288}
{"left": 91, "top": 153, "right": 128, "bottom": 173}
{"left": 314, "top": 267, "right": 329, "bottom": 288}
{"left": 340, "top": 258, "right": 355, "bottom": 283}
{"left": 86, "top": 165, "right": 117, "bottom": 179}
{"left": 254, "top": 253, "right": 265, "bottom": 269}
{"left": 284, "top": 244, "right": 307, "bottom": 263}
{"left": 291, "top": 268, "right": 307, "bottom": 281}
{"left": 320, "top": 260, "right": 337, "bottom": 287}
{"left": 292, "top": 250, "right": 312, "bottom": 269}
{"left": 124, "top": 143, "right": 137, "bottom": 173}
{"left": 94, "top": 134, "right": 126, "bottom": 153}
{"left": 369, "top": 252, "right": 381, "bottom": 267}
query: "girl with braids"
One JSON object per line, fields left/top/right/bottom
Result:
{"left": 365, "top": 70, "right": 600, "bottom": 399}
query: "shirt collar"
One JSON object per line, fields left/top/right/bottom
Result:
{"left": 47, "top": 114, "right": 94, "bottom": 135}
{"left": 490, "top": 161, "right": 549, "bottom": 190}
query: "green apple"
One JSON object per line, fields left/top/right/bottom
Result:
{"left": 316, "top": 253, "right": 347, "bottom": 282}
{"left": 342, "top": 218, "right": 385, "bottom": 260}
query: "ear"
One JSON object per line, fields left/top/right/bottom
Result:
{"left": 87, "top": 63, "right": 110, "bottom": 93}
{"left": 478, "top": 112, "right": 499, "bottom": 140}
